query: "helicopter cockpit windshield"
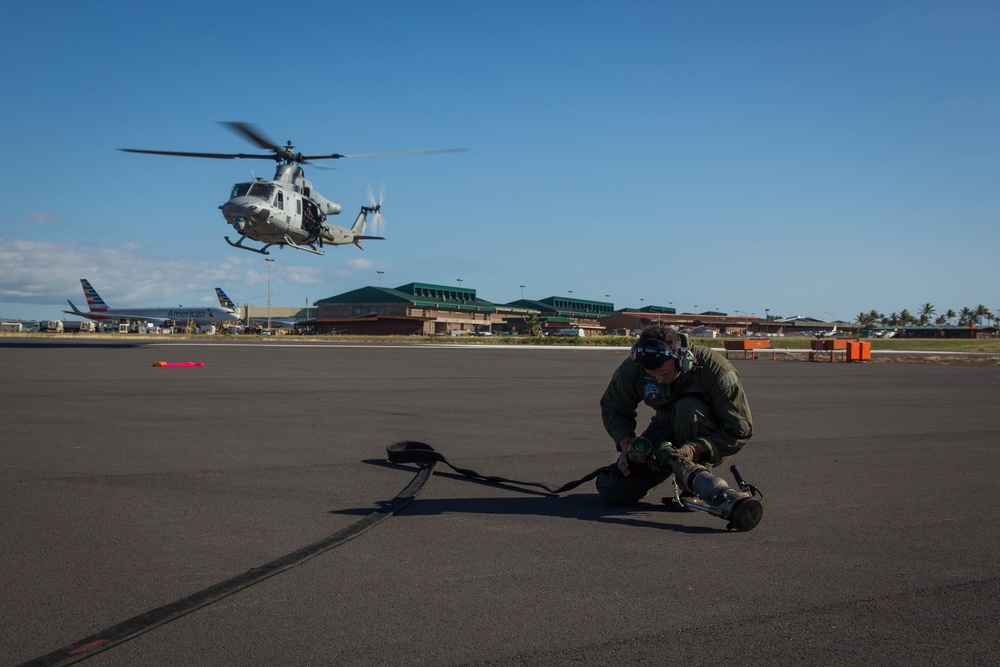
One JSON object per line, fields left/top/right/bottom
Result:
{"left": 230, "top": 182, "right": 275, "bottom": 200}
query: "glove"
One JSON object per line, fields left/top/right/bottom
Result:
{"left": 668, "top": 443, "right": 701, "bottom": 490}
{"left": 671, "top": 443, "right": 699, "bottom": 464}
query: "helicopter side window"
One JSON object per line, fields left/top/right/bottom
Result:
{"left": 275, "top": 191, "right": 284, "bottom": 210}
{"left": 231, "top": 183, "right": 252, "bottom": 198}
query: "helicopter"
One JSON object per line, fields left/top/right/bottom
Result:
{"left": 120, "top": 122, "right": 464, "bottom": 256}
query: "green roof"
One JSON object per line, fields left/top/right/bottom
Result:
{"left": 316, "top": 284, "right": 497, "bottom": 313}
{"left": 506, "top": 296, "right": 613, "bottom": 318}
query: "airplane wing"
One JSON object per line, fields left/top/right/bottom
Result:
{"left": 61, "top": 304, "right": 169, "bottom": 325}
{"left": 63, "top": 300, "right": 103, "bottom": 320}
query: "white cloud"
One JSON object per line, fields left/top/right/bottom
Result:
{"left": 332, "top": 257, "right": 375, "bottom": 277}
{"left": 0, "top": 239, "right": 264, "bottom": 305}
{"left": 24, "top": 212, "right": 63, "bottom": 226}
{"left": 0, "top": 237, "right": 384, "bottom": 312}
{"left": 0, "top": 212, "right": 62, "bottom": 226}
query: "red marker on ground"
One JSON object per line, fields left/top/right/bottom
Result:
{"left": 152, "top": 361, "right": 205, "bottom": 367}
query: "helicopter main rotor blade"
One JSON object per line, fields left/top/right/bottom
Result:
{"left": 220, "top": 121, "right": 297, "bottom": 162}
{"left": 122, "top": 122, "right": 466, "bottom": 166}
{"left": 301, "top": 147, "right": 468, "bottom": 160}
{"left": 119, "top": 148, "right": 277, "bottom": 160}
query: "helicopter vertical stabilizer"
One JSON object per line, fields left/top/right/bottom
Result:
{"left": 351, "top": 209, "right": 368, "bottom": 236}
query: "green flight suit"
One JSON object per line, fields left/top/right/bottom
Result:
{"left": 597, "top": 344, "right": 753, "bottom": 504}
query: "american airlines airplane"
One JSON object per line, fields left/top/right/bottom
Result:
{"left": 64, "top": 279, "right": 239, "bottom": 327}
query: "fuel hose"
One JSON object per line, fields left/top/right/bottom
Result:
{"left": 18, "top": 452, "right": 435, "bottom": 667}
{"left": 386, "top": 440, "right": 607, "bottom": 493}
{"left": 23, "top": 441, "right": 608, "bottom": 666}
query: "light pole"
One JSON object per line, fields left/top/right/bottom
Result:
{"left": 520, "top": 284, "right": 525, "bottom": 299}
{"left": 265, "top": 258, "right": 274, "bottom": 332}
{"left": 457, "top": 278, "right": 463, "bottom": 288}
{"left": 735, "top": 310, "right": 747, "bottom": 336}
{"left": 377, "top": 270, "right": 384, "bottom": 287}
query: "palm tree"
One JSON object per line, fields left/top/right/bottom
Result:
{"left": 974, "top": 304, "right": 992, "bottom": 326}
{"left": 522, "top": 312, "right": 543, "bottom": 337}
{"left": 856, "top": 310, "right": 882, "bottom": 331}
{"left": 945, "top": 309, "right": 957, "bottom": 325}
{"left": 918, "top": 303, "right": 935, "bottom": 325}
{"left": 959, "top": 307, "right": 973, "bottom": 326}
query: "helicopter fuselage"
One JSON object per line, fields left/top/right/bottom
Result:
{"left": 119, "top": 122, "right": 432, "bottom": 257}
{"left": 219, "top": 165, "right": 380, "bottom": 255}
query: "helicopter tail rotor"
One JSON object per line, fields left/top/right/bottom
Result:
{"left": 365, "top": 183, "right": 386, "bottom": 237}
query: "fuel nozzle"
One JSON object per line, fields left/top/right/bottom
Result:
{"left": 626, "top": 436, "right": 654, "bottom": 463}
{"left": 669, "top": 459, "right": 764, "bottom": 532}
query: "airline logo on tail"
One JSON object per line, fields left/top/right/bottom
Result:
{"left": 215, "top": 288, "right": 237, "bottom": 311}
{"left": 81, "top": 279, "right": 109, "bottom": 312}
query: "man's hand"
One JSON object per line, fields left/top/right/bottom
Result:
{"left": 672, "top": 443, "right": 699, "bottom": 464}
{"left": 617, "top": 436, "right": 633, "bottom": 476}
{"left": 616, "top": 447, "right": 632, "bottom": 476}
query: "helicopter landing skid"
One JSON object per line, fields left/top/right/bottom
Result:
{"left": 224, "top": 235, "right": 274, "bottom": 255}
{"left": 281, "top": 234, "right": 325, "bottom": 255}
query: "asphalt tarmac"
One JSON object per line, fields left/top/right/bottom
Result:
{"left": 3, "top": 339, "right": 999, "bottom": 666}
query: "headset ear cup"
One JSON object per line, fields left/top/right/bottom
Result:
{"left": 677, "top": 348, "right": 695, "bottom": 372}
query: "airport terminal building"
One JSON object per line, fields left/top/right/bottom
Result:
{"left": 309, "top": 282, "right": 613, "bottom": 336}
{"left": 242, "top": 280, "right": 998, "bottom": 339}
{"left": 304, "top": 282, "right": 759, "bottom": 337}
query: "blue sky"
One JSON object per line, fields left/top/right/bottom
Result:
{"left": 1, "top": 1, "right": 997, "bottom": 323}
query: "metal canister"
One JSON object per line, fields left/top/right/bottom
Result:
{"left": 627, "top": 436, "right": 654, "bottom": 463}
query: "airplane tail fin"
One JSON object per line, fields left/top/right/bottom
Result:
{"left": 80, "top": 279, "right": 110, "bottom": 312}
{"left": 64, "top": 300, "right": 85, "bottom": 316}
{"left": 215, "top": 287, "right": 237, "bottom": 311}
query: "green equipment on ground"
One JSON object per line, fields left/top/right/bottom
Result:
{"left": 627, "top": 436, "right": 655, "bottom": 462}
{"left": 654, "top": 442, "right": 764, "bottom": 532}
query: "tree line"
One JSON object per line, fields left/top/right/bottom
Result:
{"left": 854, "top": 304, "right": 995, "bottom": 329}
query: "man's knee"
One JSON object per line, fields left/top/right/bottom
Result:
{"left": 596, "top": 465, "right": 667, "bottom": 505}
{"left": 671, "top": 397, "right": 717, "bottom": 444}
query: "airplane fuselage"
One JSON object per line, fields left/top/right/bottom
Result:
{"left": 75, "top": 307, "right": 238, "bottom": 327}
{"left": 66, "top": 279, "right": 240, "bottom": 327}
